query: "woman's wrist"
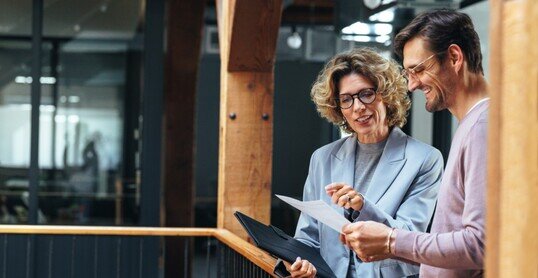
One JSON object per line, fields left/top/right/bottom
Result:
{"left": 351, "top": 192, "right": 364, "bottom": 211}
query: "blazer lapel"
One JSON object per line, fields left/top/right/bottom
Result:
{"left": 331, "top": 135, "right": 356, "bottom": 187}
{"left": 365, "top": 128, "right": 407, "bottom": 204}
{"left": 330, "top": 135, "right": 356, "bottom": 213}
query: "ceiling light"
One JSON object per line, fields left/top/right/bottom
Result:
{"left": 369, "top": 8, "right": 395, "bottom": 22}
{"left": 375, "top": 35, "right": 391, "bottom": 43}
{"left": 373, "top": 24, "right": 392, "bottom": 35}
{"left": 363, "top": 0, "right": 382, "bottom": 10}
{"left": 14, "top": 76, "right": 56, "bottom": 85}
{"left": 286, "top": 28, "right": 302, "bottom": 49}
{"left": 342, "top": 22, "right": 370, "bottom": 35}
{"left": 341, "top": 35, "right": 373, "bottom": 43}
{"left": 40, "top": 77, "right": 56, "bottom": 84}
{"left": 68, "top": 96, "right": 80, "bottom": 103}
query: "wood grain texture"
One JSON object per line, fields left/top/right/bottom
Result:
{"left": 485, "top": 0, "right": 502, "bottom": 277}
{"left": 0, "top": 226, "right": 215, "bottom": 236}
{"left": 488, "top": 0, "right": 538, "bottom": 277}
{"left": 217, "top": 0, "right": 282, "bottom": 239}
{"left": 227, "top": 0, "right": 283, "bottom": 72}
{"left": 218, "top": 72, "right": 274, "bottom": 239}
{"left": 213, "top": 229, "right": 277, "bottom": 276}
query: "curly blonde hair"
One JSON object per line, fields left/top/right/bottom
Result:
{"left": 311, "top": 47, "right": 410, "bottom": 134}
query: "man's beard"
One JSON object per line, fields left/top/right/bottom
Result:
{"left": 425, "top": 92, "right": 448, "bottom": 112}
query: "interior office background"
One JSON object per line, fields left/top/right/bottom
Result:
{"left": 0, "top": 0, "right": 489, "bottom": 275}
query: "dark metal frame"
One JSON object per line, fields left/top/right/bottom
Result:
{"left": 20, "top": 0, "right": 166, "bottom": 227}
{"left": 14, "top": 0, "right": 165, "bottom": 275}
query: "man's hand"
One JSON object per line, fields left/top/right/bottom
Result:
{"left": 283, "top": 257, "right": 317, "bottom": 278}
{"left": 341, "top": 221, "right": 394, "bottom": 262}
{"left": 325, "top": 182, "right": 364, "bottom": 211}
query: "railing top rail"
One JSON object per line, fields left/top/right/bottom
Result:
{"left": 0, "top": 225, "right": 216, "bottom": 237}
{"left": 0, "top": 225, "right": 278, "bottom": 276}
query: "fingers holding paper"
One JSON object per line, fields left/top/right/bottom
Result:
{"left": 341, "top": 221, "right": 394, "bottom": 262}
{"left": 325, "top": 182, "right": 364, "bottom": 211}
{"left": 284, "top": 257, "right": 317, "bottom": 278}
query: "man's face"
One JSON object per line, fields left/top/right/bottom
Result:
{"left": 402, "top": 37, "right": 455, "bottom": 112}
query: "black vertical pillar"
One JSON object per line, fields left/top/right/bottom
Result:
{"left": 140, "top": 0, "right": 165, "bottom": 276}
{"left": 28, "top": 1, "right": 44, "bottom": 277}
{"left": 432, "top": 110, "right": 452, "bottom": 164}
{"left": 29, "top": 0, "right": 43, "bottom": 226}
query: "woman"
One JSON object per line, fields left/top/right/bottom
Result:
{"left": 286, "top": 48, "right": 443, "bottom": 277}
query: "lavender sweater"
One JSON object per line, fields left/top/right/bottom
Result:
{"left": 394, "top": 100, "right": 488, "bottom": 277}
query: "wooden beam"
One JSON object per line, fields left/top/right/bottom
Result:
{"left": 217, "top": 0, "right": 282, "bottom": 239}
{"left": 227, "top": 0, "right": 283, "bottom": 72}
{"left": 213, "top": 229, "right": 278, "bottom": 276}
{"left": 0, "top": 226, "right": 215, "bottom": 237}
{"left": 486, "top": 0, "right": 538, "bottom": 277}
{"left": 163, "top": 0, "right": 205, "bottom": 277}
{"left": 485, "top": 0, "right": 502, "bottom": 276}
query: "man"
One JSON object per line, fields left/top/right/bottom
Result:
{"left": 341, "top": 9, "right": 489, "bottom": 277}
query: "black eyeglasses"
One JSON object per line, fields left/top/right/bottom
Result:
{"left": 335, "top": 88, "right": 377, "bottom": 109}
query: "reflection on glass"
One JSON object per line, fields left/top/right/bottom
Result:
{"left": 0, "top": 0, "right": 143, "bottom": 225}
{"left": 37, "top": 0, "right": 143, "bottom": 225}
{"left": 0, "top": 40, "right": 33, "bottom": 224}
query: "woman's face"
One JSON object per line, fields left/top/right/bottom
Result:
{"left": 338, "top": 73, "right": 389, "bottom": 143}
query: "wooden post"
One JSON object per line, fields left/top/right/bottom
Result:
{"left": 163, "top": 0, "right": 205, "bottom": 277}
{"left": 486, "top": 1, "right": 538, "bottom": 277}
{"left": 216, "top": 0, "right": 283, "bottom": 239}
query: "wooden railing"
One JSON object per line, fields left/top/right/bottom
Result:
{"left": 0, "top": 225, "right": 277, "bottom": 277}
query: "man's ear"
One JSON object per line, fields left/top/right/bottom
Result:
{"left": 447, "top": 44, "right": 464, "bottom": 73}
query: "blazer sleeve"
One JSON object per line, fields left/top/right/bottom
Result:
{"left": 293, "top": 152, "right": 321, "bottom": 250}
{"left": 353, "top": 147, "right": 443, "bottom": 233}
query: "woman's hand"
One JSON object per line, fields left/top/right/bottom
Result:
{"left": 283, "top": 257, "right": 317, "bottom": 278}
{"left": 325, "top": 182, "right": 364, "bottom": 211}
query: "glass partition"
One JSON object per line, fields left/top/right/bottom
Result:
{"left": 0, "top": 0, "right": 144, "bottom": 225}
{"left": 37, "top": 0, "right": 143, "bottom": 225}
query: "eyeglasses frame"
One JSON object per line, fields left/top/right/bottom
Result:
{"left": 401, "top": 52, "right": 444, "bottom": 80}
{"left": 335, "top": 87, "right": 377, "bottom": 109}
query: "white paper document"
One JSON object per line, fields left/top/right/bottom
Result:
{"left": 276, "top": 194, "right": 350, "bottom": 233}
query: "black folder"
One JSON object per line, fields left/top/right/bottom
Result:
{"left": 234, "top": 211, "right": 336, "bottom": 278}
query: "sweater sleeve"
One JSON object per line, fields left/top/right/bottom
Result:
{"left": 393, "top": 121, "right": 486, "bottom": 269}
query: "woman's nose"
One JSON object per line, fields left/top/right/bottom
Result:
{"left": 352, "top": 97, "right": 365, "bottom": 111}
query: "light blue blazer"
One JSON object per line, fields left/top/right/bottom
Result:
{"left": 295, "top": 127, "right": 443, "bottom": 277}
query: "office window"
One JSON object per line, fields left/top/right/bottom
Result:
{"left": 0, "top": 0, "right": 144, "bottom": 225}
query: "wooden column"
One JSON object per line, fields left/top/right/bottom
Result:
{"left": 163, "top": 0, "right": 205, "bottom": 277}
{"left": 486, "top": 1, "right": 538, "bottom": 277}
{"left": 216, "top": 0, "right": 283, "bottom": 239}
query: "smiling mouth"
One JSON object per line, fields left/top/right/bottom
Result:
{"left": 356, "top": 115, "right": 372, "bottom": 123}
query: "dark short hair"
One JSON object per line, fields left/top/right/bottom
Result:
{"left": 394, "top": 9, "right": 483, "bottom": 75}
